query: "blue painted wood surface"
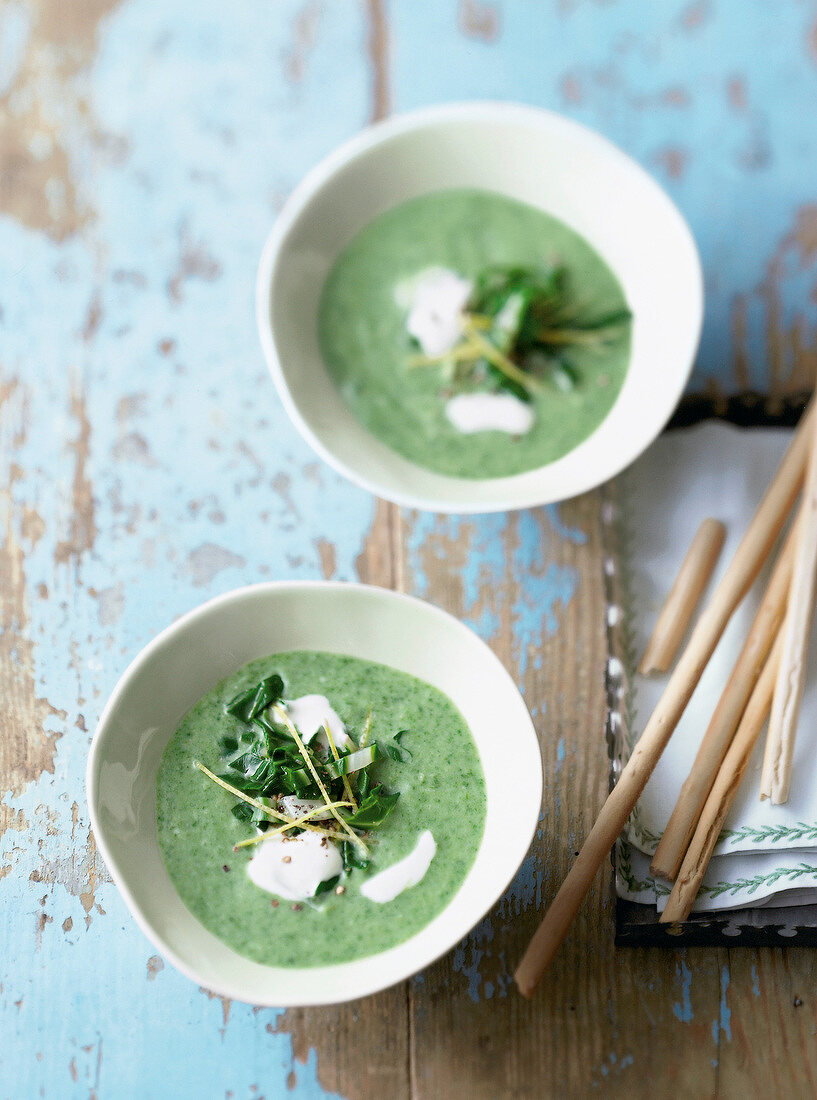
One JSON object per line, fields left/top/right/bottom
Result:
{"left": 3, "top": 1, "right": 817, "bottom": 1096}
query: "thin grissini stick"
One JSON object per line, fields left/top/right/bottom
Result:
{"left": 513, "top": 401, "right": 816, "bottom": 999}
{"left": 650, "top": 518, "right": 798, "bottom": 880}
{"left": 762, "top": 408, "right": 817, "bottom": 804}
{"left": 639, "top": 518, "right": 727, "bottom": 676}
{"left": 661, "top": 629, "right": 784, "bottom": 923}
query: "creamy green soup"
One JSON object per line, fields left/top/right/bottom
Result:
{"left": 156, "top": 650, "right": 486, "bottom": 968}
{"left": 318, "top": 188, "right": 631, "bottom": 478}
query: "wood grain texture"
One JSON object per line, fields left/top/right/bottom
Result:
{"left": 401, "top": 497, "right": 724, "bottom": 1098}
{"left": 4, "top": 1, "right": 817, "bottom": 1097}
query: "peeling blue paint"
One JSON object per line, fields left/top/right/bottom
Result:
{"left": 452, "top": 934, "right": 487, "bottom": 1003}
{"left": 3, "top": 0, "right": 817, "bottom": 1093}
{"left": 288, "top": 1048, "right": 346, "bottom": 1100}
{"left": 464, "top": 602, "right": 502, "bottom": 642}
{"left": 516, "top": 562, "right": 578, "bottom": 640}
{"left": 593, "top": 1048, "right": 635, "bottom": 1085}
{"left": 672, "top": 956, "right": 694, "bottom": 1023}
{"left": 0, "top": 0, "right": 376, "bottom": 1096}
{"left": 545, "top": 503, "right": 588, "bottom": 545}
{"left": 0, "top": 4, "right": 31, "bottom": 96}
{"left": 719, "top": 965, "right": 733, "bottom": 1042}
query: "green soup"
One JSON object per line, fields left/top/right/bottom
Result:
{"left": 156, "top": 650, "right": 486, "bottom": 967}
{"left": 318, "top": 188, "right": 631, "bottom": 478}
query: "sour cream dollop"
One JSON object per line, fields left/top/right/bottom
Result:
{"left": 247, "top": 831, "right": 343, "bottom": 901}
{"left": 398, "top": 266, "right": 473, "bottom": 358}
{"left": 285, "top": 694, "right": 352, "bottom": 751}
{"left": 445, "top": 392, "right": 534, "bottom": 436}
{"left": 360, "top": 830, "right": 437, "bottom": 904}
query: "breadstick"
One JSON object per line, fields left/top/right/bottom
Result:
{"left": 639, "top": 518, "right": 726, "bottom": 675}
{"left": 513, "top": 400, "right": 815, "bottom": 998}
{"left": 650, "top": 519, "right": 797, "bottom": 879}
{"left": 761, "top": 409, "right": 817, "bottom": 803}
{"left": 661, "top": 629, "right": 784, "bottom": 922}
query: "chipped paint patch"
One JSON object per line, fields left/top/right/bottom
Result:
{"left": 183, "top": 543, "right": 246, "bottom": 587}
{"left": 452, "top": 911, "right": 515, "bottom": 1003}
{"left": 593, "top": 1049, "right": 635, "bottom": 1085}
{"left": 283, "top": 1046, "right": 345, "bottom": 1100}
{"left": 54, "top": 388, "right": 97, "bottom": 568}
{"left": 727, "top": 76, "right": 748, "bottom": 111}
{"left": 92, "top": 583, "right": 125, "bottom": 626}
{"left": 146, "top": 955, "right": 164, "bottom": 980}
{"left": 560, "top": 73, "right": 584, "bottom": 105}
{"left": 29, "top": 824, "right": 111, "bottom": 929}
{"left": 681, "top": 0, "right": 711, "bottom": 31}
{"left": 20, "top": 506, "right": 45, "bottom": 547}
{"left": 672, "top": 956, "right": 694, "bottom": 1023}
{"left": 366, "top": 0, "right": 390, "bottom": 122}
{"left": 199, "top": 987, "right": 232, "bottom": 1036}
{"left": 167, "top": 225, "right": 222, "bottom": 304}
{"left": 718, "top": 965, "right": 732, "bottom": 1042}
{"left": 545, "top": 503, "right": 587, "bottom": 545}
{"left": 355, "top": 497, "right": 398, "bottom": 588}
{"left": 112, "top": 432, "right": 159, "bottom": 467}
{"left": 315, "top": 537, "right": 337, "bottom": 579}
{"left": 452, "top": 929, "right": 489, "bottom": 1002}
{"left": 271, "top": 1008, "right": 359, "bottom": 1099}
{"left": 0, "top": 4, "right": 31, "bottom": 97}
{"left": 459, "top": 0, "right": 500, "bottom": 42}
{"left": 285, "top": 2, "right": 322, "bottom": 83}
{"left": 730, "top": 204, "right": 817, "bottom": 393}
{"left": 0, "top": 0, "right": 121, "bottom": 238}
{"left": 0, "top": 1, "right": 382, "bottom": 1096}
{"left": 654, "top": 146, "right": 689, "bottom": 180}
{"left": 0, "top": 390, "right": 67, "bottom": 801}
{"left": 517, "top": 559, "right": 578, "bottom": 639}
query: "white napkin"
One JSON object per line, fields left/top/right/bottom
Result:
{"left": 614, "top": 422, "right": 817, "bottom": 913}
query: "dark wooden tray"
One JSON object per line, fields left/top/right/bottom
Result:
{"left": 607, "top": 391, "right": 817, "bottom": 946}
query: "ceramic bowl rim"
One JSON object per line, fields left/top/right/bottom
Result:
{"left": 256, "top": 99, "right": 703, "bottom": 513}
{"left": 86, "top": 580, "right": 543, "bottom": 1006}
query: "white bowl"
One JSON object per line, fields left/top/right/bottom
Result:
{"left": 257, "top": 101, "right": 703, "bottom": 513}
{"left": 87, "top": 582, "right": 541, "bottom": 1006}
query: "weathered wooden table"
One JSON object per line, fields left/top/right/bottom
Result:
{"left": 4, "top": 2, "right": 817, "bottom": 1096}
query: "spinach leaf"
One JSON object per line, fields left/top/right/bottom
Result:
{"left": 224, "top": 673, "right": 284, "bottom": 723}
{"left": 378, "top": 729, "right": 412, "bottom": 763}
{"left": 356, "top": 768, "right": 371, "bottom": 800}
{"left": 486, "top": 362, "right": 532, "bottom": 403}
{"left": 340, "top": 841, "right": 371, "bottom": 872}
{"left": 470, "top": 264, "right": 563, "bottom": 318}
{"left": 345, "top": 790, "right": 400, "bottom": 829}
{"left": 314, "top": 875, "right": 341, "bottom": 897}
{"left": 409, "top": 260, "right": 631, "bottom": 411}
{"left": 282, "top": 766, "right": 314, "bottom": 796}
